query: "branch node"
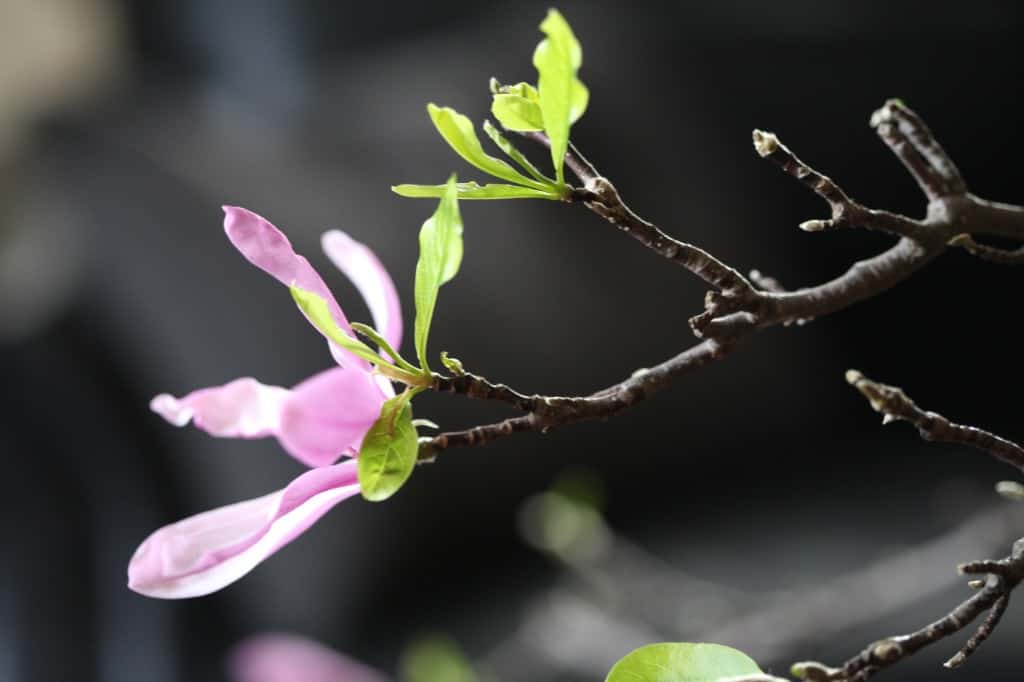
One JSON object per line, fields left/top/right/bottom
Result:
{"left": 799, "top": 219, "right": 830, "bottom": 232}
{"left": 752, "top": 129, "right": 780, "bottom": 157}
{"left": 869, "top": 639, "right": 903, "bottom": 663}
{"left": 790, "top": 661, "right": 839, "bottom": 682}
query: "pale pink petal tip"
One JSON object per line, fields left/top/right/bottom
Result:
{"left": 229, "top": 634, "right": 388, "bottom": 682}
{"left": 321, "top": 230, "right": 404, "bottom": 351}
{"left": 127, "top": 461, "right": 361, "bottom": 599}
{"left": 149, "top": 378, "right": 290, "bottom": 439}
{"left": 220, "top": 205, "right": 363, "bottom": 368}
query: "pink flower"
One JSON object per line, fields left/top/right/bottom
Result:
{"left": 229, "top": 633, "right": 388, "bottom": 682}
{"left": 129, "top": 207, "right": 402, "bottom": 598}
{"left": 150, "top": 207, "right": 402, "bottom": 468}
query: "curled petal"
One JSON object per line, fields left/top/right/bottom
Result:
{"left": 229, "top": 634, "right": 388, "bottom": 682}
{"left": 150, "top": 378, "right": 290, "bottom": 438}
{"left": 222, "top": 206, "right": 365, "bottom": 369}
{"left": 322, "top": 230, "right": 403, "bottom": 351}
{"left": 277, "top": 367, "right": 386, "bottom": 468}
{"left": 128, "top": 462, "right": 360, "bottom": 599}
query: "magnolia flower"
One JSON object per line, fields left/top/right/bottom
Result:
{"left": 229, "top": 634, "right": 388, "bottom": 682}
{"left": 128, "top": 207, "right": 401, "bottom": 598}
{"left": 150, "top": 207, "right": 402, "bottom": 467}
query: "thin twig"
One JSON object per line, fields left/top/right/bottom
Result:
{"left": 870, "top": 99, "right": 967, "bottom": 200}
{"left": 845, "top": 370, "right": 1024, "bottom": 474}
{"left": 799, "top": 538, "right": 1024, "bottom": 682}
{"left": 948, "top": 234, "right": 1024, "bottom": 265}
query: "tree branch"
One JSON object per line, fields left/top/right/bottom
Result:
{"left": 419, "top": 339, "right": 729, "bottom": 460}
{"left": 776, "top": 377, "right": 1024, "bottom": 681}
{"left": 419, "top": 100, "right": 1023, "bottom": 462}
{"left": 948, "top": 234, "right": 1024, "bottom": 265}
{"left": 845, "top": 371, "right": 1024, "bottom": 474}
{"left": 793, "top": 538, "right": 1024, "bottom": 682}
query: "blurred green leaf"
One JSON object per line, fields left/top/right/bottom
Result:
{"left": 427, "top": 104, "right": 552, "bottom": 191}
{"left": 358, "top": 393, "right": 419, "bottom": 501}
{"left": 393, "top": 181, "right": 561, "bottom": 200}
{"left": 401, "top": 634, "right": 477, "bottom": 682}
{"left": 606, "top": 643, "right": 762, "bottom": 682}
{"left": 482, "top": 120, "right": 553, "bottom": 185}
{"left": 533, "top": 9, "right": 588, "bottom": 185}
{"left": 413, "top": 178, "right": 464, "bottom": 371}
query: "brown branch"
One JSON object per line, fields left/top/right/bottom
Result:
{"left": 948, "top": 234, "right": 1024, "bottom": 265}
{"left": 420, "top": 100, "right": 1023, "bottom": 462}
{"left": 792, "top": 538, "right": 1024, "bottom": 682}
{"left": 870, "top": 98, "right": 967, "bottom": 201}
{"left": 419, "top": 339, "right": 729, "bottom": 460}
{"left": 776, "top": 377, "right": 1024, "bottom": 681}
{"left": 845, "top": 371, "right": 1024, "bottom": 474}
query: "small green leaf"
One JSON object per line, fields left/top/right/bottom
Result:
{"left": 400, "top": 634, "right": 477, "bottom": 682}
{"left": 413, "top": 178, "right": 464, "bottom": 371}
{"left": 358, "top": 394, "right": 419, "bottom": 502}
{"left": 492, "top": 94, "right": 545, "bottom": 132}
{"left": 289, "top": 286, "right": 382, "bottom": 366}
{"left": 498, "top": 81, "right": 541, "bottom": 100}
{"left": 606, "top": 643, "right": 762, "bottom": 682}
{"left": 533, "top": 9, "right": 588, "bottom": 185}
{"left": 350, "top": 321, "right": 418, "bottom": 373}
{"left": 393, "top": 181, "right": 561, "bottom": 200}
{"left": 482, "top": 120, "right": 554, "bottom": 185}
{"left": 439, "top": 351, "right": 465, "bottom": 376}
{"left": 427, "top": 104, "right": 551, "bottom": 191}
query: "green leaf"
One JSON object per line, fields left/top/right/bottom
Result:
{"left": 439, "top": 351, "right": 465, "bottom": 376}
{"left": 413, "top": 177, "right": 464, "bottom": 371}
{"left": 491, "top": 94, "right": 545, "bottom": 132}
{"left": 482, "top": 120, "right": 554, "bottom": 185}
{"left": 606, "top": 643, "right": 762, "bottom": 682}
{"left": 497, "top": 81, "right": 541, "bottom": 100}
{"left": 393, "top": 181, "right": 561, "bottom": 200}
{"left": 427, "top": 104, "right": 551, "bottom": 191}
{"left": 350, "top": 321, "right": 418, "bottom": 373}
{"left": 357, "top": 393, "right": 419, "bottom": 502}
{"left": 400, "top": 634, "right": 477, "bottom": 682}
{"left": 289, "top": 286, "right": 383, "bottom": 366}
{"left": 533, "top": 9, "right": 588, "bottom": 186}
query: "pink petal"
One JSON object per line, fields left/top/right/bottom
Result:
{"left": 321, "top": 230, "right": 403, "bottom": 352}
{"left": 128, "top": 462, "right": 361, "bottom": 599}
{"left": 150, "top": 378, "right": 290, "bottom": 438}
{"left": 222, "top": 206, "right": 366, "bottom": 369}
{"left": 277, "top": 367, "right": 386, "bottom": 468}
{"left": 229, "top": 634, "right": 388, "bottom": 682}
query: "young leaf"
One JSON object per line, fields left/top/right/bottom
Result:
{"left": 357, "top": 394, "right": 419, "bottom": 501}
{"left": 289, "top": 285, "right": 384, "bottom": 367}
{"left": 439, "top": 351, "right": 465, "bottom": 376}
{"left": 393, "top": 181, "right": 561, "bottom": 200}
{"left": 492, "top": 94, "right": 545, "bottom": 132}
{"left": 482, "top": 120, "right": 554, "bottom": 185}
{"left": 351, "top": 321, "right": 418, "bottom": 373}
{"left": 427, "top": 104, "right": 552, "bottom": 191}
{"left": 532, "top": 10, "right": 588, "bottom": 186}
{"left": 413, "top": 178, "right": 463, "bottom": 371}
{"left": 606, "top": 643, "right": 761, "bottom": 682}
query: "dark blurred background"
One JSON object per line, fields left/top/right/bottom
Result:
{"left": 2, "top": 1, "right": 1023, "bottom": 680}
